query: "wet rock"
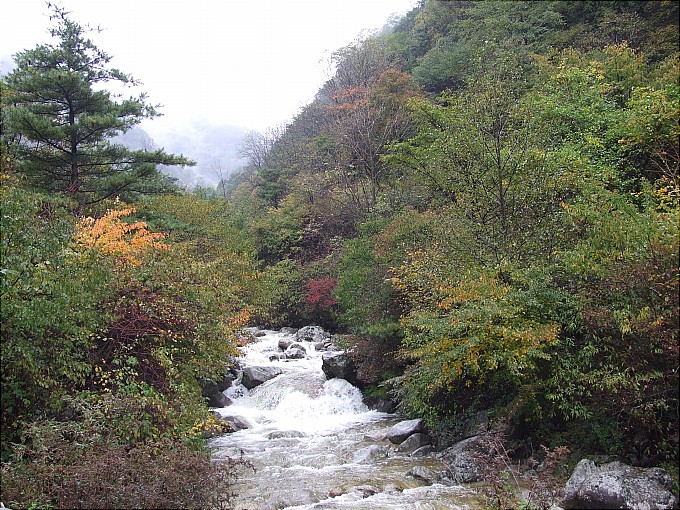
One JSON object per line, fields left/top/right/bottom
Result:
{"left": 398, "top": 432, "right": 432, "bottom": 454}
{"left": 200, "top": 372, "right": 237, "bottom": 407}
{"left": 351, "top": 485, "right": 380, "bottom": 498}
{"left": 407, "top": 466, "right": 441, "bottom": 485}
{"left": 412, "top": 445, "right": 435, "bottom": 457}
{"left": 253, "top": 330, "right": 267, "bottom": 337}
{"left": 438, "top": 435, "right": 484, "bottom": 483}
{"left": 562, "top": 459, "right": 678, "bottom": 510}
{"left": 295, "top": 325, "right": 329, "bottom": 343}
{"left": 208, "top": 392, "right": 233, "bottom": 408}
{"left": 218, "top": 414, "right": 252, "bottom": 431}
{"left": 280, "top": 327, "right": 298, "bottom": 336}
{"left": 314, "top": 341, "right": 326, "bottom": 351}
{"left": 321, "top": 351, "right": 362, "bottom": 387}
{"left": 387, "top": 418, "right": 425, "bottom": 444}
{"left": 241, "top": 365, "right": 283, "bottom": 389}
{"left": 268, "top": 352, "right": 285, "bottom": 361}
{"left": 353, "top": 444, "right": 387, "bottom": 463}
{"left": 285, "top": 343, "right": 307, "bottom": 359}
{"left": 266, "top": 430, "right": 307, "bottom": 439}
{"left": 460, "top": 411, "right": 489, "bottom": 440}
{"left": 278, "top": 337, "right": 293, "bottom": 350}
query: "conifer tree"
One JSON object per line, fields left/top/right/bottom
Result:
{"left": 1, "top": 6, "right": 192, "bottom": 206}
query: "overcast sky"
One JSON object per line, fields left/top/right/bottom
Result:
{"left": 1, "top": 0, "right": 419, "bottom": 144}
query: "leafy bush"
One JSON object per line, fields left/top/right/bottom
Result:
{"left": 0, "top": 397, "right": 251, "bottom": 510}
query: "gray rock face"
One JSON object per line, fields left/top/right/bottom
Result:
{"left": 398, "top": 432, "right": 432, "bottom": 454}
{"left": 241, "top": 365, "right": 283, "bottom": 389}
{"left": 295, "top": 325, "right": 329, "bottom": 343}
{"left": 387, "top": 419, "right": 424, "bottom": 444}
{"left": 437, "top": 435, "right": 484, "bottom": 483}
{"left": 562, "top": 459, "right": 678, "bottom": 510}
{"left": 321, "top": 351, "right": 362, "bottom": 387}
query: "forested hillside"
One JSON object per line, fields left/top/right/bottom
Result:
{"left": 1, "top": 1, "right": 678, "bottom": 508}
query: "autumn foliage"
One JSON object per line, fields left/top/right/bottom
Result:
{"left": 75, "top": 206, "right": 169, "bottom": 266}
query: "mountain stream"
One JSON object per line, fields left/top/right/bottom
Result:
{"left": 208, "top": 328, "right": 483, "bottom": 509}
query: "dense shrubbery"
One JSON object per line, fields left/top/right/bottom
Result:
{"left": 0, "top": 172, "right": 254, "bottom": 507}
{"left": 226, "top": 0, "right": 678, "bottom": 472}
{"left": 1, "top": 1, "right": 678, "bottom": 507}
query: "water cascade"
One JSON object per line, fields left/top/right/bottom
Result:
{"left": 209, "top": 328, "right": 482, "bottom": 509}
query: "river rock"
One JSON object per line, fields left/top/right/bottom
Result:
{"left": 398, "top": 432, "right": 432, "bottom": 454}
{"left": 351, "top": 485, "right": 380, "bottom": 498}
{"left": 278, "top": 337, "right": 293, "bottom": 350}
{"left": 321, "top": 351, "right": 362, "bottom": 387}
{"left": 200, "top": 372, "right": 237, "bottom": 407}
{"left": 438, "top": 435, "right": 484, "bottom": 483}
{"left": 241, "top": 365, "right": 283, "bottom": 389}
{"left": 353, "top": 444, "right": 387, "bottom": 464}
{"left": 561, "top": 459, "right": 678, "bottom": 510}
{"left": 219, "top": 414, "right": 252, "bottom": 431}
{"left": 280, "top": 327, "right": 298, "bottom": 336}
{"left": 285, "top": 345, "right": 307, "bottom": 359}
{"left": 387, "top": 418, "right": 424, "bottom": 444}
{"left": 412, "top": 445, "right": 435, "bottom": 457}
{"left": 295, "top": 325, "right": 329, "bottom": 343}
{"left": 407, "top": 466, "right": 441, "bottom": 485}
{"left": 266, "top": 430, "right": 307, "bottom": 439}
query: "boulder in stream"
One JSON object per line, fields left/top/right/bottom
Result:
{"left": 437, "top": 435, "right": 485, "bottom": 483}
{"left": 321, "top": 351, "right": 362, "bottom": 387}
{"left": 387, "top": 418, "right": 424, "bottom": 444}
{"left": 407, "top": 466, "right": 443, "bottom": 485}
{"left": 561, "top": 459, "right": 678, "bottom": 510}
{"left": 398, "top": 432, "right": 432, "bottom": 454}
{"left": 284, "top": 343, "right": 307, "bottom": 359}
{"left": 277, "top": 337, "right": 294, "bottom": 350}
{"left": 241, "top": 365, "right": 283, "bottom": 389}
{"left": 353, "top": 444, "right": 387, "bottom": 464}
{"left": 295, "top": 325, "right": 329, "bottom": 343}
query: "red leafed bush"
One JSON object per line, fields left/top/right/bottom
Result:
{"left": 305, "top": 276, "right": 338, "bottom": 312}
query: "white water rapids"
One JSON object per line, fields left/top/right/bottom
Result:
{"left": 208, "top": 329, "right": 482, "bottom": 509}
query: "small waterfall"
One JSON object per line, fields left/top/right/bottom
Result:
{"left": 209, "top": 328, "right": 480, "bottom": 510}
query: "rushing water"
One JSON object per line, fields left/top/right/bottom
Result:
{"left": 209, "top": 329, "right": 482, "bottom": 510}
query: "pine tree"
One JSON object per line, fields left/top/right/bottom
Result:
{"left": 1, "top": 6, "right": 192, "bottom": 206}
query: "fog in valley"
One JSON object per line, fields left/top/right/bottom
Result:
{"left": 115, "top": 123, "right": 249, "bottom": 190}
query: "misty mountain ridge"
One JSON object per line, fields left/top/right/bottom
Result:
{"left": 114, "top": 122, "right": 249, "bottom": 189}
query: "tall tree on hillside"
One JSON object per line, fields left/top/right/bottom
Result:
{"left": 1, "top": 6, "right": 192, "bottom": 206}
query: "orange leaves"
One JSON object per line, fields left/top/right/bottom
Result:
{"left": 75, "top": 207, "right": 170, "bottom": 267}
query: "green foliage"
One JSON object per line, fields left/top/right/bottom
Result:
{"left": 249, "top": 259, "right": 305, "bottom": 328}
{"left": 1, "top": 175, "right": 113, "bottom": 456}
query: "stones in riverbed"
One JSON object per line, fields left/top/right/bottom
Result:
{"left": 353, "top": 444, "right": 388, "bottom": 464}
{"left": 295, "top": 325, "right": 330, "bottom": 343}
{"left": 437, "top": 435, "right": 485, "bottom": 483}
{"left": 321, "top": 351, "right": 363, "bottom": 387}
{"left": 407, "top": 466, "right": 442, "bottom": 485}
{"left": 561, "top": 459, "right": 678, "bottom": 510}
{"left": 398, "top": 432, "right": 432, "bottom": 454}
{"left": 241, "top": 365, "right": 283, "bottom": 389}
{"left": 266, "top": 430, "right": 307, "bottom": 439}
{"left": 387, "top": 418, "right": 425, "bottom": 444}
{"left": 284, "top": 343, "right": 307, "bottom": 359}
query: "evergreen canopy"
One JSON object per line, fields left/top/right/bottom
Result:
{"left": 1, "top": 6, "right": 192, "bottom": 205}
